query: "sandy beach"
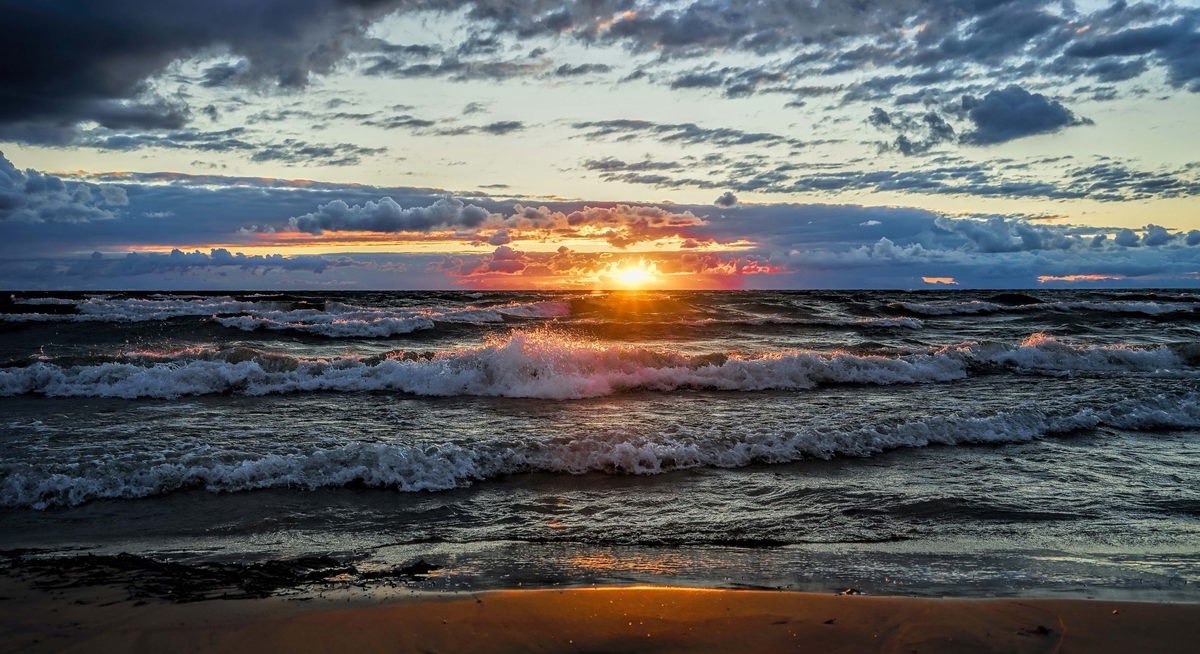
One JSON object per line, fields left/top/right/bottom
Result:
{"left": 2, "top": 573, "right": 1198, "bottom": 654}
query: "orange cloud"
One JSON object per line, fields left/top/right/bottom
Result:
{"left": 1037, "top": 274, "right": 1124, "bottom": 283}
{"left": 922, "top": 277, "right": 957, "bottom": 285}
{"left": 429, "top": 246, "right": 779, "bottom": 290}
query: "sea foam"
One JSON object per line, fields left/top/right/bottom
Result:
{"left": 5, "top": 392, "right": 1199, "bottom": 509}
{"left": 1, "top": 297, "right": 571, "bottom": 337}
{"left": 0, "top": 332, "right": 1188, "bottom": 400}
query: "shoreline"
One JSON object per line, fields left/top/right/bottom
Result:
{"left": 3, "top": 574, "right": 1198, "bottom": 653}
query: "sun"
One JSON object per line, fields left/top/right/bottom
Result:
{"left": 604, "top": 260, "right": 661, "bottom": 289}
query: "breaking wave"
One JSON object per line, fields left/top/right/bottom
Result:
{"left": 1, "top": 297, "right": 571, "bottom": 337}
{"left": 5, "top": 393, "right": 1199, "bottom": 509}
{"left": 897, "top": 300, "right": 1199, "bottom": 316}
{"left": 0, "top": 332, "right": 1188, "bottom": 400}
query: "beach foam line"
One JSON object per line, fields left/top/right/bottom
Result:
{"left": 5, "top": 393, "right": 1198, "bottom": 509}
{"left": 0, "top": 332, "right": 1190, "bottom": 400}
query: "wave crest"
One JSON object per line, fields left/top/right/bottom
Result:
{"left": 6, "top": 393, "right": 1199, "bottom": 509}
{"left": 0, "top": 332, "right": 1189, "bottom": 400}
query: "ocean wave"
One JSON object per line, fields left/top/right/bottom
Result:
{"left": 0, "top": 332, "right": 1188, "bottom": 400}
{"left": 897, "top": 300, "right": 1199, "bottom": 316}
{"left": 5, "top": 393, "right": 1199, "bottom": 509}
{"left": 0, "top": 297, "right": 571, "bottom": 337}
{"left": 958, "top": 333, "right": 1185, "bottom": 373}
{"left": 896, "top": 301, "right": 1005, "bottom": 315}
{"left": 749, "top": 316, "right": 924, "bottom": 329}
{"left": 678, "top": 315, "right": 923, "bottom": 329}
{"left": 215, "top": 311, "right": 436, "bottom": 337}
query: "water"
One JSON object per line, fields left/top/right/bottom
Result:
{"left": 2, "top": 290, "right": 1199, "bottom": 599}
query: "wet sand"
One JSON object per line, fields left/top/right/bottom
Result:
{"left": 2, "top": 575, "right": 1198, "bottom": 653}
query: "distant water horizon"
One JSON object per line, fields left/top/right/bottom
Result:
{"left": 2, "top": 289, "right": 1198, "bottom": 600}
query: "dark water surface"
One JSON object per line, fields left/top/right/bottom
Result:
{"left": 2, "top": 290, "right": 1198, "bottom": 599}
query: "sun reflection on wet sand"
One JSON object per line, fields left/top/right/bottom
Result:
{"left": 569, "top": 552, "right": 683, "bottom": 575}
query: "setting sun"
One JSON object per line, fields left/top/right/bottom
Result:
{"left": 604, "top": 260, "right": 661, "bottom": 289}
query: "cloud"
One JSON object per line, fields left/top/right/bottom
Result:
{"left": 66, "top": 248, "right": 358, "bottom": 277}
{"left": 868, "top": 107, "right": 956, "bottom": 155}
{"left": 0, "top": 151, "right": 123, "bottom": 222}
{"left": 287, "top": 196, "right": 491, "bottom": 235}
{"left": 714, "top": 191, "right": 738, "bottom": 207}
{"left": 1114, "top": 228, "right": 1141, "bottom": 247}
{"left": 5, "top": 156, "right": 1200, "bottom": 289}
{"left": 39, "top": 126, "right": 386, "bottom": 167}
{"left": 960, "top": 86, "right": 1089, "bottom": 145}
{"left": 934, "top": 215, "right": 1080, "bottom": 252}
{"left": 0, "top": 0, "right": 407, "bottom": 142}
{"left": 2, "top": 0, "right": 1197, "bottom": 152}
{"left": 592, "top": 150, "right": 1200, "bottom": 203}
{"left": 1064, "top": 16, "right": 1200, "bottom": 91}
{"left": 479, "top": 120, "right": 525, "bottom": 135}
{"left": 574, "top": 119, "right": 808, "bottom": 149}
{"left": 365, "top": 113, "right": 524, "bottom": 137}
{"left": 429, "top": 245, "right": 778, "bottom": 289}
{"left": 249, "top": 140, "right": 386, "bottom": 166}
{"left": 1141, "top": 223, "right": 1178, "bottom": 247}
{"left": 362, "top": 53, "right": 544, "bottom": 81}
{"left": 554, "top": 63, "right": 612, "bottom": 76}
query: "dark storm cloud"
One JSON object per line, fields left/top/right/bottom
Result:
{"left": 3, "top": 0, "right": 1198, "bottom": 152}
{"left": 0, "top": 0, "right": 413, "bottom": 142}
{"left": 0, "top": 151, "right": 124, "bottom": 222}
{"left": 959, "top": 85, "right": 1090, "bottom": 145}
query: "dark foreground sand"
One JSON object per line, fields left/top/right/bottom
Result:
{"left": 2, "top": 576, "right": 1198, "bottom": 653}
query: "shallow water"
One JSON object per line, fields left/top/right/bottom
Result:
{"left": 2, "top": 290, "right": 1198, "bottom": 598}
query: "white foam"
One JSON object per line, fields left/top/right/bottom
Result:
{"left": 216, "top": 309, "right": 436, "bottom": 337}
{"left": 494, "top": 301, "right": 572, "bottom": 318}
{"left": 0, "top": 332, "right": 966, "bottom": 399}
{"left": 747, "top": 316, "right": 924, "bottom": 329}
{"left": 977, "top": 333, "right": 1183, "bottom": 372}
{"left": 898, "top": 300, "right": 1199, "bottom": 316}
{"left": 0, "top": 297, "right": 571, "bottom": 336}
{"left": 6, "top": 393, "right": 1199, "bottom": 509}
{"left": 1, "top": 332, "right": 1189, "bottom": 401}
{"left": 897, "top": 301, "right": 1004, "bottom": 315}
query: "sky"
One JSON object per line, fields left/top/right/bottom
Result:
{"left": 2, "top": 0, "right": 1200, "bottom": 290}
